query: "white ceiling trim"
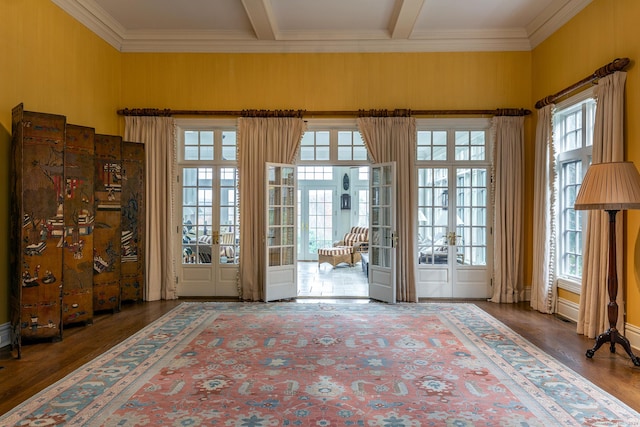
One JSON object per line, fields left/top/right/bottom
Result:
{"left": 527, "top": 0, "right": 592, "bottom": 49}
{"left": 120, "top": 37, "right": 533, "bottom": 54}
{"left": 274, "top": 30, "right": 392, "bottom": 41}
{"left": 241, "top": 0, "right": 276, "bottom": 40}
{"left": 389, "top": 0, "right": 424, "bottom": 39}
{"left": 50, "top": 0, "right": 593, "bottom": 54}
{"left": 51, "top": 0, "right": 125, "bottom": 50}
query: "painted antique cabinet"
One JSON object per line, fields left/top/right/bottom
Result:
{"left": 10, "top": 105, "right": 146, "bottom": 356}
{"left": 93, "top": 134, "right": 122, "bottom": 313}
{"left": 121, "top": 141, "right": 145, "bottom": 302}
{"left": 10, "top": 104, "right": 65, "bottom": 356}
{"left": 62, "top": 124, "right": 95, "bottom": 325}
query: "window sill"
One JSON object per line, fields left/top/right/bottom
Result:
{"left": 557, "top": 277, "right": 581, "bottom": 295}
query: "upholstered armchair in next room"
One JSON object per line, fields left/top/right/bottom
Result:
{"left": 318, "top": 226, "right": 368, "bottom": 267}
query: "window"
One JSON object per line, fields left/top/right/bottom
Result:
{"left": 300, "top": 131, "right": 330, "bottom": 161}
{"left": 338, "top": 131, "right": 367, "bottom": 161}
{"left": 179, "top": 125, "right": 239, "bottom": 265}
{"left": 299, "top": 124, "right": 369, "bottom": 165}
{"left": 184, "top": 130, "right": 213, "bottom": 160}
{"left": 417, "top": 131, "right": 447, "bottom": 161}
{"left": 455, "top": 130, "right": 486, "bottom": 161}
{"left": 415, "top": 120, "right": 490, "bottom": 268}
{"left": 554, "top": 93, "right": 595, "bottom": 283}
{"left": 297, "top": 166, "right": 333, "bottom": 180}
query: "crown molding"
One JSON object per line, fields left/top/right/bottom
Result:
{"left": 51, "top": 0, "right": 125, "bottom": 50}
{"left": 51, "top": 0, "right": 591, "bottom": 53}
{"left": 527, "top": 0, "right": 593, "bottom": 49}
{"left": 120, "top": 37, "right": 532, "bottom": 54}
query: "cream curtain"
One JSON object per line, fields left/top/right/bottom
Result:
{"left": 531, "top": 105, "right": 557, "bottom": 313}
{"left": 124, "top": 116, "right": 178, "bottom": 301}
{"left": 577, "top": 72, "right": 627, "bottom": 338}
{"left": 357, "top": 117, "right": 418, "bottom": 302}
{"left": 237, "top": 117, "right": 306, "bottom": 301}
{"left": 490, "top": 116, "right": 524, "bottom": 303}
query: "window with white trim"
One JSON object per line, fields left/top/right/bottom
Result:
{"left": 554, "top": 93, "right": 595, "bottom": 283}
{"left": 179, "top": 126, "right": 239, "bottom": 265}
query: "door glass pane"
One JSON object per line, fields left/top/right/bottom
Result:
{"left": 371, "top": 164, "right": 393, "bottom": 269}
{"left": 308, "top": 189, "right": 333, "bottom": 254}
{"left": 181, "top": 167, "right": 213, "bottom": 264}
{"left": 267, "top": 165, "right": 296, "bottom": 267}
{"left": 357, "top": 189, "right": 369, "bottom": 227}
{"left": 219, "top": 168, "right": 238, "bottom": 264}
{"left": 417, "top": 168, "right": 449, "bottom": 265}
{"left": 456, "top": 168, "right": 487, "bottom": 266}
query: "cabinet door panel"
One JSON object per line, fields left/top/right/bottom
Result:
{"left": 62, "top": 124, "right": 95, "bottom": 325}
{"left": 93, "top": 134, "right": 122, "bottom": 313}
{"left": 10, "top": 104, "right": 65, "bottom": 350}
{"left": 121, "top": 141, "right": 145, "bottom": 302}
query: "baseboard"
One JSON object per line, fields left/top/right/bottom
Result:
{"left": 556, "top": 297, "right": 640, "bottom": 352}
{"left": 0, "top": 322, "right": 10, "bottom": 349}
{"left": 556, "top": 297, "right": 579, "bottom": 323}
{"left": 624, "top": 322, "right": 640, "bottom": 353}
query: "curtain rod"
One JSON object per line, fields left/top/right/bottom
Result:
{"left": 116, "top": 107, "right": 531, "bottom": 118}
{"left": 535, "top": 57, "right": 630, "bottom": 109}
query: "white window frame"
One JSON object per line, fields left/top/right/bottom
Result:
{"left": 553, "top": 89, "right": 595, "bottom": 292}
{"left": 300, "top": 119, "right": 369, "bottom": 166}
{"left": 176, "top": 119, "right": 239, "bottom": 266}
{"left": 415, "top": 118, "right": 492, "bottom": 267}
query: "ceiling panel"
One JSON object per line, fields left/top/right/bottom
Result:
{"left": 415, "top": 0, "right": 558, "bottom": 30}
{"left": 93, "top": 0, "right": 255, "bottom": 32}
{"left": 270, "top": 0, "right": 396, "bottom": 32}
{"left": 52, "top": 0, "right": 593, "bottom": 52}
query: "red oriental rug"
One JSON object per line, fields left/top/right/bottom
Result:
{"left": 1, "top": 302, "right": 639, "bottom": 426}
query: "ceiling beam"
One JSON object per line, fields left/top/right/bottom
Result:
{"left": 389, "top": 0, "right": 425, "bottom": 39}
{"left": 241, "top": 0, "right": 277, "bottom": 40}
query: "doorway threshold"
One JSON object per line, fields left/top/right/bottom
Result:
{"left": 295, "top": 297, "right": 373, "bottom": 304}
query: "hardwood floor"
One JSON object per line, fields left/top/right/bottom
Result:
{"left": 2, "top": 299, "right": 640, "bottom": 416}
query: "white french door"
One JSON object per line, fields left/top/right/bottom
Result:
{"left": 265, "top": 163, "right": 297, "bottom": 302}
{"left": 416, "top": 166, "right": 491, "bottom": 298}
{"left": 297, "top": 186, "right": 335, "bottom": 261}
{"left": 177, "top": 166, "right": 239, "bottom": 297}
{"left": 368, "top": 162, "right": 396, "bottom": 304}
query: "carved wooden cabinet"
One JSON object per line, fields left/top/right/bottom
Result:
{"left": 121, "top": 141, "right": 145, "bottom": 302}
{"left": 10, "top": 105, "right": 145, "bottom": 356}
{"left": 62, "top": 124, "right": 95, "bottom": 325}
{"left": 93, "top": 134, "right": 122, "bottom": 313}
{"left": 10, "top": 104, "right": 65, "bottom": 356}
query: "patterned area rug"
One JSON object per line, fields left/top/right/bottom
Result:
{"left": 2, "top": 302, "right": 639, "bottom": 426}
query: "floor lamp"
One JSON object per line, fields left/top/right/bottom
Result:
{"left": 574, "top": 161, "right": 640, "bottom": 366}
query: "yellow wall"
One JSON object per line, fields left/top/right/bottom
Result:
{"left": 118, "top": 50, "right": 534, "bottom": 293}
{"left": 532, "top": 0, "right": 640, "bottom": 326}
{"left": 120, "top": 52, "right": 530, "bottom": 113}
{"left": 3, "top": 0, "right": 638, "bottom": 331}
{"left": 0, "top": 0, "right": 122, "bottom": 324}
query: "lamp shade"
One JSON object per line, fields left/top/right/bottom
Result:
{"left": 574, "top": 161, "right": 640, "bottom": 210}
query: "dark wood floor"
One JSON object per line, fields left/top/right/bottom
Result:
{"left": 2, "top": 299, "right": 640, "bottom": 416}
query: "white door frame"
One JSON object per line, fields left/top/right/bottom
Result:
{"left": 265, "top": 163, "right": 298, "bottom": 302}
{"left": 415, "top": 119, "right": 493, "bottom": 299}
{"left": 368, "top": 162, "right": 396, "bottom": 304}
